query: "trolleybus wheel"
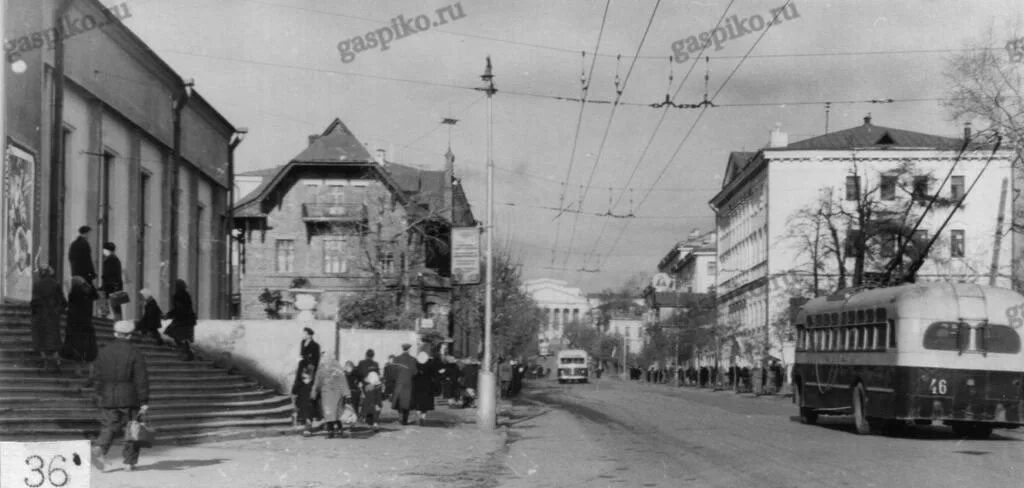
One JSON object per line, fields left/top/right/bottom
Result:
{"left": 852, "top": 384, "right": 871, "bottom": 435}
{"left": 794, "top": 382, "right": 817, "bottom": 425}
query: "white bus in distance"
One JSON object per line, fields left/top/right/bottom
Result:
{"left": 557, "top": 349, "right": 589, "bottom": 384}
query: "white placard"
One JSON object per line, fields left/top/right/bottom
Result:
{"left": 0, "top": 440, "right": 91, "bottom": 488}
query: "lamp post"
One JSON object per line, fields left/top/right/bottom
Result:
{"left": 476, "top": 57, "right": 497, "bottom": 430}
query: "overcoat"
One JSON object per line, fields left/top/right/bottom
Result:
{"left": 313, "top": 358, "right": 351, "bottom": 422}
{"left": 163, "top": 280, "right": 196, "bottom": 342}
{"left": 31, "top": 275, "right": 66, "bottom": 354}
{"left": 93, "top": 339, "right": 149, "bottom": 408}
{"left": 135, "top": 297, "right": 163, "bottom": 333}
{"left": 61, "top": 279, "right": 97, "bottom": 362}
{"left": 390, "top": 351, "right": 417, "bottom": 410}
{"left": 68, "top": 236, "right": 96, "bottom": 282}
{"left": 100, "top": 254, "right": 123, "bottom": 294}
{"left": 411, "top": 358, "right": 439, "bottom": 412}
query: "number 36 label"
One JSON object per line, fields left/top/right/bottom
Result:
{"left": 0, "top": 440, "right": 90, "bottom": 488}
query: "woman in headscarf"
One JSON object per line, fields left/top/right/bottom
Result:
{"left": 361, "top": 371, "right": 383, "bottom": 433}
{"left": 313, "top": 355, "right": 352, "bottom": 439}
{"left": 134, "top": 288, "right": 164, "bottom": 346}
{"left": 163, "top": 279, "right": 197, "bottom": 361}
{"left": 31, "top": 266, "right": 66, "bottom": 372}
{"left": 411, "top": 351, "right": 438, "bottom": 426}
{"left": 60, "top": 275, "right": 98, "bottom": 376}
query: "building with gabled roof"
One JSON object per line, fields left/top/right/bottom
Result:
{"left": 232, "top": 118, "right": 475, "bottom": 333}
{"left": 709, "top": 117, "right": 1016, "bottom": 371}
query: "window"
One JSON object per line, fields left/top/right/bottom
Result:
{"left": 275, "top": 240, "right": 295, "bottom": 273}
{"left": 378, "top": 251, "right": 395, "bottom": 275}
{"left": 846, "top": 176, "right": 861, "bottom": 201}
{"left": 887, "top": 319, "right": 897, "bottom": 348}
{"left": 844, "top": 229, "right": 861, "bottom": 256}
{"left": 707, "top": 261, "right": 717, "bottom": 276}
{"left": 329, "top": 185, "right": 345, "bottom": 203}
{"left": 923, "top": 322, "right": 962, "bottom": 350}
{"left": 912, "top": 176, "right": 929, "bottom": 199}
{"left": 950, "top": 229, "right": 965, "bottom": 258}
{"left": 983, "top": 325, "right": 1021, "bottom": 354}
{"left": 323, "top": 240, "right": 346, "bottom": 273}
{"left": 880, "top": 175, "right": 897, "bottom": 200}
{"left": 950, "top": 175, "right": 965, "bottom": 200}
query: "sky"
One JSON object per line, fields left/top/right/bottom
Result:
{"left": 107, "top": 0, "right": 1023, "bottom": 293}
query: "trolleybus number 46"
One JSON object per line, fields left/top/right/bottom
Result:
{"left": 930, "top": 378, "right": 948, "bottom": 395}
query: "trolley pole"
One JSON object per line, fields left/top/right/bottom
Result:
{"left": 476, "top": 57, "right": 498, "bottom": 430}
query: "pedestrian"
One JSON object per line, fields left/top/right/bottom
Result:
{"left": 100, "top": 242, "right": 124, "bottom": 320}
{"left": 292, "top": 328, "right": 321, "bottom": 403}
{"left": 61, "top": 275, "right": 98, "bottom": 377}
{"left": 292, "top": 365, "right": 316, "bottom": 436}
{"left": 344, "top": 360, "right": 361, "bottom": 417}
{"left": 312, "top": 355, "right": 351, "bottom": 439}
{"left": 91, "top": 320, "right": 149, "bottom": 472}
{"left": 361, "top": 371, "right": 383, "bottom": 433}
{"left": 497, "top": 358, "right": 512, "bottom": 398}
{"left": 31, "top": 265, "right": 66, "bottom": 373}
{"left": 134, "top": 288, "right": 164, "bottom": 346}
{"left": 459, "top": 357, "right": 480, "bottom": 408}
{"left": 391, "top": 343, "right": 417, "bottom": 425}
{"left": 356, "top": 348, "right": 380, "bottom": 383}
{"left": 382, "top": 354, "right": 397, "bottom": 400}
{"left": 439, "top": 355, "right": 460, "bottom": 407}
{"left": 411, "top": 351, "right": 437, "bottom": 425}
{"left": 68, "top": 225, "right": 97, "bottom": 287}
{"left": 162, "top": 279, "right": 197, "bottom": 361}
{"left": 511, "top": 359, "right": 525, "bottom": 396}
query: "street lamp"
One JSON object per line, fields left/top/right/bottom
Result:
{"left": 475, "top": 57, "right": 497, "bottom": 430}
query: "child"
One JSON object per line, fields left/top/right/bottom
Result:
{"left": 292, "top": 366, "right": 315, "bottom": 436}
{"left": 361, "top": 371, "right": 383, "bottom": 433}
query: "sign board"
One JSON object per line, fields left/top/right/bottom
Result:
{"left": 0, "top": 440, "right": 91, "bottom": 488}
{"left": 651, "top": 272, "right": 674, "bottom": 292}
{"left": 451, "top": 227, "right": 480, "bottom": 285}
{"left": 2, "top": 143, "right": 35, "bottom": 301}
{"left": 418, "top": 318, "right": 434, "bottom": 329}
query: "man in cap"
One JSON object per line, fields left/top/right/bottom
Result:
{"left": 100, "top": 242, "right": 124, "bottom": 320}
{"left": 391, "top": 343, "right": 417, "bottom": 425}
{"left": 68, "top": 225, "right": 97, "bottom": 286}
{"left": 92, "top": 320, "right": 149, "bottom": 472}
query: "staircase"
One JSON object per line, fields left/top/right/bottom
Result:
{"left": 0, "top": 304, "right": 294, "bottom": 444}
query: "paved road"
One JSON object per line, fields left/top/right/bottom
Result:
{"left": 496, "top": 378, "right": 1024, "bottom": 488}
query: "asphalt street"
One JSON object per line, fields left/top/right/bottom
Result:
{"left": 496, "top": 378, "right": 1024, "bottom": 488}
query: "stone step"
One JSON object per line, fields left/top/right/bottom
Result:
{"left": 0, "top": 403, "right": 294, "bottom": 424}
{"left": 0, "top": 396, "right": 291, "bottom": 414}
{"left": 0, "top": 379, "right": 261, "bottom": 394}
{"left": 0, "top": 388, "right": 284, "bottom": 406}
{"left": 0, "top": 344, "right": 214, "bottom": 362}
{"left": 0, "top": 364, "right": 230, "bottom": 377}
{"left": 0, "top": 373, "right": 251, "bottom": 387}
{"left": 0, "top": 418, "right": 295, "bottom": 443}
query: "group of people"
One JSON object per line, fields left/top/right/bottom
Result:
{"left": 30, "top": 226, "right": 199, "bottom": 377}
{"left": 289, "top": 330, "right": 484, "bottom": 437}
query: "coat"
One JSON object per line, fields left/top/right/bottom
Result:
{"left": 163, "top": 283, "right": 196, "bottom": 342}
{"left": 299, "top": 339, "right": 321, "bottom": 374}
{"left": 383, "top": 362, "right": 398, "bottom": 397}
{"left": 356, "top": 358, "right": 380, "bottom": 382}
{"left": 31, "top": 276, "right": 66, "bottom": 354}
{"left": 93, "top": 339, "right": 149, "bottom": 408}
{"left": 411, "top": 359, "right": 438, "bottom": 412}
{"left": 135, "top": 297, "right": 163, "bottom": 332}
{"left": 390, "top": 352, "right": 417, "bottom": 411}
{"left": 100, "top": 254, "right": 123, "bottom": 294}
{"left": 68, "top": 236, "right": 96, "bottom": 282}
{"left": 61, "top": 280, "right": 97, "bottom": 362}
{"left": 312, "top": 359, "right": 351, "bottom": 421}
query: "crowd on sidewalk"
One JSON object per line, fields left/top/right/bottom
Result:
{"left": 627, "top": 361, "right": 787, "bottom": 394}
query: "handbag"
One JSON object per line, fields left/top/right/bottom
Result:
{"left": 340, "top": 403, "right": 357, "bottom": 426}
{"left": 109, "top": 290, "right": 130, "bottom": 307}
{"left": 125, "top": 412, "right": 156, "bottom": 448}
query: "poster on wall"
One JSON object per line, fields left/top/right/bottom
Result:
{"left": 451, "top": 227, "right": 480, "bottom": 285}
{"left": 3, "top": 143, "right": 35, "bottom": 301}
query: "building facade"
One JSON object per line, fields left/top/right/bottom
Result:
{"left": 232, "top": 119, "right": 474, "bottom": 331}
{"left": 3, "top": 0, "right": 236, "bottom": 318}
{"left": 711, "top": 119, "right": 1016, "bottom": 369}
{"left": 521, "top": 278, "right": 597, "bottom": 346}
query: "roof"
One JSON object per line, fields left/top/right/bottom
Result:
{"left": 237, "top": 166, "right": 282, "bottom": 178}
{"left": 291, "top": 119, "right": 376, "bottom": 163}
{"left": 780, "top": 117, "right": 963, "bottom": 151}
{"left": 721, "top": 151, "right": 759, "bottom": 188}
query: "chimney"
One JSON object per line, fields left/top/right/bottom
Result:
{"left": 964, "top": 121, "right": 972, "bottom": 142}
{"left": 308, "top": 134, "right": 319, "bottom": 146}
{"left": 769, "top": 124, "right": 788, "bottom": 148}
{"left": 375, "top": 148, "right": 386, "bottom": 164}
{"left": 863, "top": 113, "right": 872, "bottom": 126}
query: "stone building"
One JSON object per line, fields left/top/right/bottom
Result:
{"left": 710, "top": 118, "right": 1016, "bottom": 368}
{"left": 521, "top": 278, "right": 598, "bottom": 347}
{"left": 232, "top": 119, "right": 475, "bottom": 331}
{"left": 2, "top": 0, "right": 238, "bottom": 317}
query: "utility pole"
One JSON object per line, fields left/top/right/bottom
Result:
{"left": 476, "top": 57, "right": 497, "bottom": 430}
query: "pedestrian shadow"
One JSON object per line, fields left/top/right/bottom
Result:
{"left": 133, "top": 458, "right": 228, "bottom": 471}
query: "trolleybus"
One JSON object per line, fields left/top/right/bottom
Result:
{"left": 557, "top": 349, "right": 589, "bottom": 384}
{"left": 792, "top": 282, "right": 1024, "bottom": 438}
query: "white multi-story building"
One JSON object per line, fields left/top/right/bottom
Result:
{"left": 608, "top": 316, "right": 647, "bottom": 357}
{"left": 710, "top": 117, "right": 1016, "bottom": 368}
{"left": 521, "top": 278, "right": 597, "bottom": 344}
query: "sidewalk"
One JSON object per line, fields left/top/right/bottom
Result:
{"left": 93, "top": 403, "right": 508, "bottom": 488}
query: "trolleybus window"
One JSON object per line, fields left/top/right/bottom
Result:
{"left": 924, "top": 322, "right": 963, "bottom": 351}
{"left": 984, "top": 325, "right": 1021, "bottom": 354}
